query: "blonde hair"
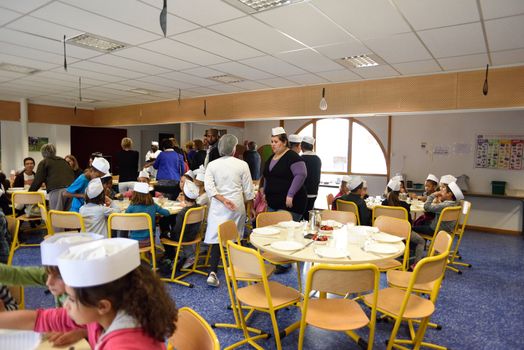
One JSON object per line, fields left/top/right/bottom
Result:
{"left": 185, "top": 141, "right": 194, "bottom": 150}
{"left": 130, "top": 191, "right": 153, "bottom": 206}
{"left": 121, "top": 137, "right": 133, "bottom": 149}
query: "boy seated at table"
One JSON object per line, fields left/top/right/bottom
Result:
{"left": 413, "top": 174, "right": 439, "bottom": 226}
{"left": 332, "top": 175, "right": 371, "bottom": 226}
{"left": 335, "top": 175, "right": 350, "bottom": 200}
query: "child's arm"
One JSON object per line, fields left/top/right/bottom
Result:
{"left": 0, "top": 263, "right": 47, "bottom": 286}
{"left": 0, "top": 309, "right": 37, "bottom": 329}
{"left": 156, "top": 204, "right": 170, "bottom": 217}
{"left": 423, "top": 194, "right": 449, "bottom": 214}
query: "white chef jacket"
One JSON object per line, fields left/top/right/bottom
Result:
{"left": 204, "top": 156, "right": 254, "bottom": 244}
{"left": 145, "top": 149, "right": 161, "bottom": 178}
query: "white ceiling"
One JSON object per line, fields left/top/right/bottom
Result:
{"left": 0, "top": 0, "right": 523, "bottom": 109}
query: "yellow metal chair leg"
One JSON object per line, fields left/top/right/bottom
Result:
{"left": 7, "top": 220, "right": 21, "bottom": 265}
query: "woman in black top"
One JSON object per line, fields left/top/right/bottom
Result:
{"left": 261, "top": 127, "right": 307, "bottom": 221}
{"left": 116, "top": 137, "right": 139, "bottom": 193}
{"left": 64, "top": 154, "right": 83, "bottom": 178}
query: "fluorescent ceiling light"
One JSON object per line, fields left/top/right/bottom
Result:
{"left": 339, "top": 54, "right": 381, "bottom": 68}
{"left": 66, "top": 33, "right": 127, "bottom": 53}
{"left": 128, "top": 88, "right": 158, "bottom": 95}
{"left": 209, "top": 74, "right": 245, "bottom": 84}
{"left": 224, "top": 0, "right": 306, "bottom": 13}
{"left": 80, "top": 98, "right": 98, "bottom": 103}
{"left": 0, "top": 63, "right": 39, "bottom": 74}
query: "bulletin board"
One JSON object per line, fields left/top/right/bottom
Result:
{"left": 475, "top": 134, "right": 524, "bottom": 170}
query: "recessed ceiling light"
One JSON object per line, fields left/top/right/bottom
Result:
{"left": 128, "top": 88, "right": 158, "bottom": 95}
{"left": 0, "top": 63, "right": 39, "bottom": 74}
{"left": 66, "top": 33, "right": 128, "bottom": 53}
{"left": 223, "top": 0, "right": 306, "bottom": 13}
{"left": 338, "top": 54, "right": 383, "bottom": 68}
{"left": 208, "top": 74, "right": 245, "bottom": 84}
{"left": 80, "top": 98, "right": 99, "bottom": 103}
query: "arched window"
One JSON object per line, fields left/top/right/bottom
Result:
{"left": 297, "top": 118, "right": 387, "bottom": 178}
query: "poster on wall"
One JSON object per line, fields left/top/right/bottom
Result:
{"left": 475, "top": 134, "right": 524, "bottom": 170}
{"left": 28, "top": 136, "right": 49, "bottom": 152}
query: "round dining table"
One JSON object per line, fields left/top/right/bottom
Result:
{"left": 250, "top": 225, "right": 404, "bottom": 265}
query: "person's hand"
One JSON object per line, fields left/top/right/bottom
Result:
{"left": 285, "top": 196, "right": 293, "bottom": 208}
{"left": 223, "top": 198, "right": 237, "bottom": 211}
{"left": 46, "top": 329, "right": 87, "bottom": 347}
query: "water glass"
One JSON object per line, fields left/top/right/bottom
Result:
{"left": 287, "top": 227, "right": 294, "bottom": 241}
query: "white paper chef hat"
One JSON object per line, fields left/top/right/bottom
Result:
{"left": 92, "top": 157, "right": 110, "bottom": 175}
{"left": 183, "top": 180, "right": 200, "bottom": 200}
{"left": 271, "top": 127, "right": 286, "bottom": 136}
{"left": 387, "top": 178, "right": 401, "bottom": 191}
{"left": 41, "top": 233, "right": 104, "bottom": 266}
{"left": 341, "top": 175, "right": 351, "bottom": 183}
{"left": 151, "top": 141, "right": 159, "bottom": 146}
{"left": 426, "top": 174, "right": 439, "bottom": 183}
{"left": 86, "top": 178, "right": 104, "bottom": 199}
{"left": 138, "top": 170, "right": 150, "bottom": 179}
{"left": 302, "top": 136, "right": 315, "bottom": 145}
{"left": 195, "top": 170, "right": 205, "bottom": 182}
{"left": 134, "top": 182, "right": 150, "bottom": 194}
{"left": 348, "top": 176, "right": 364, "bottom": 191}
{"left": 184, "top": 169, "right": 195, "bottom": 179}
{"left": 448, "top": 182, "right": 464, "bottom": 201}
{"left": 57, "top": 238, "right": 140, "bottom": 287}
{"left": 288, "top": 134, "right": 303, "bottom": 143}
{"left": 392, "top": 174, "right": 404, "bottom": 182}
{"left": 440, "top": 174, "right": 457, "bottom": 184}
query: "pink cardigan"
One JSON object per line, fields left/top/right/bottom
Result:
{"left": 34, "top": 308, "right": 166, "bottom": 350}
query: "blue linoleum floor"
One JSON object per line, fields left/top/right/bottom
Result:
{"left": 13, "top": 230, "right": 524, "bottom": 350}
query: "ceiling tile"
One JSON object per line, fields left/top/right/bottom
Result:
{"left": 394, "top": 0, "right": 479, "bottom": 30}
{"left": 210, "top": 16, "right": 305, "bottom": 54}
{"left": 276, "top": 49, "right": 343, "bottom": 73}
{"left": 208, "top": 84, "right": 245, "bottom": 93}
{"left": 438, "top": 53, "right": 489, "bottom": 70}
{"left": 142, "top": 0, "right": 245, "bottom": 26}
{"left": 240, "top": 55, "right": 307, "bottom": 76}
{"left": 0, "top": 41, "right": 77, "bottom": 66}
{"left": 141, "top": 38, "right": 229, "bottom": 66}
{"left": 90, "top": 54, "right": 170, "bottom": 75}
{"left": 0, "top": 0, "right": 51, "bottom": 13}
{"left": 350, "top": 65, "right": 400, "bottom": 79}
{"left": 70, "top": 61, "right": 146, "bottom": 79}
{"left": 209, "top": 61, "right": 274, "bottom": 80}
{"left": 230, "top": 81, "right": 270, "bottom": 90}
{"left": 134, "top": 75, "right": 197, "bottom": 90}
{"left": 257, "top": 77, "right": 298, "bottom": 88}
{"left": 172, "top": 28, "right": 263, "bottom": 60}
{"left": 317, "top": 69, "right": 361, "bottom": 82}
{"left": 181, "top": 67, "right": 225, "bottom": 78}
{"left": 113, "top": 47, "right": 197, "bottom": 71}
{"left": 161, "top": 71, "right": 217, "bottom": 87}
{"left": 392, "top": 59, "right": 442, "bottom": 75}
{"left": 311, "top": 0, "right": 411, "bottom": 40}
{"left": 50, "top": 66, "right": 125, "bottom": 83}
{"left": 287, "top": 74, "right": 329, "bottom": 85}
{"left": 480, "top": 0, "right": 524, "bottom": 20}
{"left": 364, "top": 32, "right": 432, "bottom": 63}
{"left": 186, "top": 86, "right": 222, "bottom": 95}
{"left": 29, "top": 2, "right": 160, "bottom": 45}
{"left": 314, "top": 41, "right": 371, "bottom": 59}
{"left": 254, "top": 2, "right": 351, "bottom": 47}
{"left": 485, "top": 15, "right": 524, "bottom": 52}
{"left": 491, "top": 48, "right": 524, "bottom": 66}
{"left": 0, "top": 52, "right": 59, "bottom": 71}
{"left": 0, "top": 7, "right": 21, "bottom": 25}
{"left": 418, "top": 22, "right": 486, "bottom": 58}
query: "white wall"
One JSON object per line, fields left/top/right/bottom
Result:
{"left": 1, "top": 121, "right": 70, "bottom": 173}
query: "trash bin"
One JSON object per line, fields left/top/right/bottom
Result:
{"left": 491, "top": 181, "right": 506, "bottom": 195}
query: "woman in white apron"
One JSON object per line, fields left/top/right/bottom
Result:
{"left": 204, "top": 134, "right": 254, "bottom": 287}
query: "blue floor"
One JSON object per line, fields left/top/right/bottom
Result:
{"left": 13, "top": 230, "right": 524, "bottom": 349}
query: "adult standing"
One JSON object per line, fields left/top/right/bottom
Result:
{"left": 153, "top": 139, "right": 184, "bottom": 200}
{"left": 64, "top": 155, "right": 83, "bottom": 178}
{"left": 204, "top": 129, "right": 220, "bottom": 167}
{"left": 243, "top": 141, "right": 261, "bottom": 180}
{"left": 144, "top": 141, "right": 161, "bottom": 179}
{"left": 261, "top": 127, "right": 307, "bottom": 221}
{"left": 204, "top": 134, "right": 254, "bottom": 287}
{"left": 29, "top": 144, "right": 74, "bottom": 211}
{"left": 13, "top": 157, "right": 36, "bottom": 188}
{"left": 301, "top": 136, "right": 322, "bottom": 218}
{"left": 190, "top": 139, "right": 206, "bottom": 170}
{"left": 116, "top": 137, "right": 139, "bottom": 193}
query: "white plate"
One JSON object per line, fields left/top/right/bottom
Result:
{"left": 271, "top": 241, "right": 304, "bottom": 251}
{"left": 373, "top": 232, "right": 403, "bottom": 243}
{"left": 366, "top": 243, "right": 399, "bottom": 254}
{"left": 252, "top": 227, "right": 280, "bottom": 235}
{"left": 315, "top": 247, "right": 347, "bottom": 259}
{"left": 278, "top": 221, "right": 302, "bottom": 228}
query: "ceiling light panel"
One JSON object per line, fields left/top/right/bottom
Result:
{"left": 224, "top": 0, "right": 306, "bottom": 14}
{"left": 0, "top": 62, "right": 39, "bottom": 74}
{"left": 67, "top": 33, "right": 127, "bottom": 53}
{"left": 209, "top": 74, "right": 246, "bottom": 84}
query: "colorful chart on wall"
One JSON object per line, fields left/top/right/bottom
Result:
{"left": 475, "top": 134, "right": 524, "bottom": 170}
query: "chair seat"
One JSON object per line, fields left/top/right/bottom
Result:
{"left": 161, "top": 237, "right": 201, "bottom": 246}
{"left": 363, "top": 288, "right": 434, "bottom": 319}
{"left": 386, "top": 270, "right": 435, "bottom": 292}
{"left": 237, "top": 281, "right": 301, "bottom": 309}
{"left": 16, "top": 215, "right": 42, "bottom": 222}
{"left": 261, "top": 251, "right": 295, "bottom": 264}
{"left": 374, "top": 259, "right": 402, "bottom": 271}
{"left": 139, "top": 246, "right": 152, "bottom": 253}
{"left": 306, "top": 298, "right": 369, "bottom": 331}
{"left": 228, "top": 264, "right": 276, "bottom": 281}
{"left": 419, "top": 233, "right": 434, "bottom": 241}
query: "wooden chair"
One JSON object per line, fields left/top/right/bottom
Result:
{"left": 419, "top": 206, "right": 461, "bottom": 252}
{"left": 371, "top": 205, "right": 408, "bottom": 225}
{"left": 48, "top": 210, "right": 86, "bottom": 235}
{"left": 227, "top": 241, "right": 301, "bottom": 350}
{"left": 167, "top": 307, "right": 220, "bottom": 350}
{"left": 363, "top": 231, "right": 452, "bottom": 350}
{"left": 373, "top": 216, "right": 411, "bottom": 272}
{"left": 212, "top": 220, "right": 273, "bottom": 347}
{"left": 326, "top": 193, "right": 334, "bottom": 210}
{"left": 336, "top": 199, "right": 360, "bottom": 225}
{"left": 108, "top": 213, "right": 156, "bottom": 271}
{"left": 320, "top": 210, "right": 357, "bottom": 225}
{"left": 7, "top": 285, "right": 24, "bottom": 309}
{"left": 160, "top": 206, "right": 207, "bottom": 288}
{"left": 256, "top": 211, "right": 303, "bottom": 293}
{"left": 7, "top": 191, "right": 47, "bottom": 265}
{"left": 298, "top": 264, "right": 380, "bottom": 350}
{"left": 447, "top": 200, "right": 472, "bottom": 274}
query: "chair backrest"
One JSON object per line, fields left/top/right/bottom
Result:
{"left": 218, "top": 220, "right": 240, "bottom": 247}
{"left": 184, "top": 205, "right": 206, "bottom": 225}
{"left": 430, "top": 230, "right": 453, "bottom": 256}
{"left": 335, "top": 199, "right": 360, "bottom": 224}
{"left": 256, "top": 211, "right": 292, "bottom": 228}
{"left": 48, "top": 210, "right": 85, "bottom": 234}
{"left": 107, "top": 213, "right": 152, "bottom": 237}
{"left": 372, "top": 205, "right": 408, "bottom": 224}
{"left": 12, "top": 192, "right": 46, "bottom": 218}
{"left": 373, "top": 216, "right": 411, "bottom": 239}
{"left": 435, "top": 206, "right": 461, "bottom": 230}
{"left": 168, "top": 307, "right": 220, "bottom": 350}
{"left": 7, "top": 285, "right": 24, "bottom": 309}
{"left": 307, "top": 263, "right": 379, "bottom": 296}
{"left": 456, "top": 200, "right": 472, "bottom": 235}
{"left": 326, "top": 193, "right": 334, "bottom": 210}
{"left": 320, "top": 210, "right": 356, "bottom": 225}
{"left": 227, "top": 241, "right": 265, "bottom": 280}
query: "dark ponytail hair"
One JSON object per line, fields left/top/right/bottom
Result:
{"left": 386, "top": 188, "right": 402, "bottom": 207}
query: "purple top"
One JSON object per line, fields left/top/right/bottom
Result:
{"left": 269, "top": 158, "right": 307, "bottom": 197}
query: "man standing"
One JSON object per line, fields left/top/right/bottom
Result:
{"left": 144, "top": 141, "right": 161, "bottom": 179}
{"left": 301, "top": 136, "right": 322, "bottom": 217}
{"left": 243, "top": 141, "right": 261, "bottom": 180}
{"left": 204, "top": 129, "right": 220, "bottom": 167}
{"left": 288, "top": 134, "right": 302, "bottom": 154}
